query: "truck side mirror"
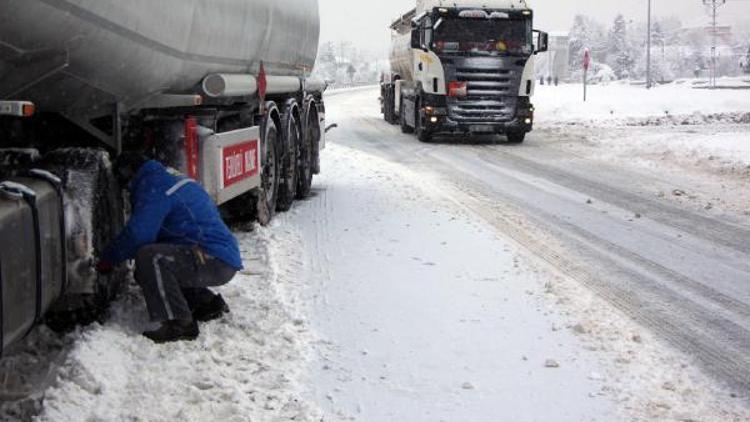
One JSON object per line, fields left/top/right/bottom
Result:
{"left": 534, "top": 30, "right": 549, "bottom": 54}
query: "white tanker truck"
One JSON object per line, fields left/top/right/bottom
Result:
{"left": 381, "top": 0, "right": 547, "bottom": 143}
{"left": 0, "top": 0, "right": 327, "bottom": 353}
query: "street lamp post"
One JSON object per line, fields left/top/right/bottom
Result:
{"left": 703, "top": 0, "right": 727, "bottom": 88}
{"left": 646, "top": 0, "right": 652, "bottom": 89}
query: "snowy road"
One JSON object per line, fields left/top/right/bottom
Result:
{"left": 323, "top": 87, "right": 750, "bottom": 391}
{"left": 296, "top": 87, "right": 750, "bottom": 420}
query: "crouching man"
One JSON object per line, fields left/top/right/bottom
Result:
{"left": 96, "top": 153, "right": 243, "bottom": 343}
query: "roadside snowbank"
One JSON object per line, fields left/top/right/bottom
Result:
{"left": 2, "top": 228, "right": 321, "bottom": 422}
{"left": 534, "top": 81, "right": 750, "bottom": 216}
{"left": 535, "top": 80, "right": 750, "bottom": 124}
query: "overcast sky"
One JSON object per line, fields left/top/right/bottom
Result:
{"left": 320, "top": 0, "right": 750, "bottom": 55}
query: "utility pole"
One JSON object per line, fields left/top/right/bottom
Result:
{"left": 703, "top": 0, "right": 727, "bottom": 88}
{"left": 646, "top": 0, "right": 652, "bottom": 89}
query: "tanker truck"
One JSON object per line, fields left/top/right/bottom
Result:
{"left": 0, "top": 0, "right": 327, "bottom": 354}
{"left": 381, "top": 0, "right": 548, "bottom": 143}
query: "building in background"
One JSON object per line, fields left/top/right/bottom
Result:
{"left": 536, "top": 31, "right": 570, "bottom": 82}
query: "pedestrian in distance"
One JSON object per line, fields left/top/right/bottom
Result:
{"left": 547, "top": 76, "right": 552, "bottom": 86}
{"left": 554, "top": 76, "right": 559, "bottom": 86}
{"left": 96, "top": 152, "right": 243, "bottom": 343}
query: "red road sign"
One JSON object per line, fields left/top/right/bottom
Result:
{"left": 583, "top": 49, "right": 591, "bottom": 70}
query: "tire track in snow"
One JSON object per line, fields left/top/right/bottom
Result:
{"left": 341, "top": 111, "right": 750, "bottom": 395}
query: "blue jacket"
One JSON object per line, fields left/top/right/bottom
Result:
{"left": 103, "top": 160, "right": 243, "bottom": 270}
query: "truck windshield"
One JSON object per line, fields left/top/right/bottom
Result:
{"left": 432, "top": 18, "right": 532, "bottom": 56}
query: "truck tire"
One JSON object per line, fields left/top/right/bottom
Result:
{"left": 296, "top": 104, "right": 317, "bottom": 199}
{"left": 41, "top": 148, "right": 125, "bottom": 331}
{"left": 276, "top": 101, "right": 300, "bottom": 212}
{"left": 400, "top": 103, "right": 414, "bottom": 134}
{"left": 415, "top": 100, "right": 432, "bottom": 143}
{"left": 506, "top": 133, "right": 526, "bottom": 144}
{"left": 255, "top": 117, "right": 280, "bottom": 226}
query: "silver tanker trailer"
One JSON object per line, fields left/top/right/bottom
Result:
{"left": 0, "top": 0, "right": 327, "bottom": 353}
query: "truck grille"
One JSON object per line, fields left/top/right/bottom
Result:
{"left": 455, "top": 68, "right": 514, "bottom": 98}
{"left": 448, "top": 99, "right": 516, "bottom": 123}
{"left": 449, "top": 66, "right": 518, "bottom": 123}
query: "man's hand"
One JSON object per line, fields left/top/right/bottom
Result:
{"left": 96, "top": 260, "right": 114, "bottom": 275}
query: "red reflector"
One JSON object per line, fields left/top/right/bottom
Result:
{"left": 22, "top": 103, "right": 35, "bottom": 117}
{"left": 448, "top": 81, "right": 467, "bottom": 97}
{"left": 184, "top": 117, "right": 199, "bottom": 180}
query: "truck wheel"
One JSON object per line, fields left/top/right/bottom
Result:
{"left": 415, "top": 100, "right": 432, "bottom": 143}
{"left": 506, "top": 133, "right": 526, "bottom": 144}
{"left": 255, "top": 118, "right": 280, "bottom": 225}
{"left": 400, "top": 103, "right": 414, "bottom": 134}
{"left": 276, "top": 102, "right": 300, "bottom": 212}
{"left": 296, "top": 106, "right": 317, "bottom": 199}
{"left": 42, "top": 148, "right": 125, "bottom": 331}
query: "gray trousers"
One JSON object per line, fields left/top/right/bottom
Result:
{"left": 134, "top": 244, "right": 237, "bottom": 322}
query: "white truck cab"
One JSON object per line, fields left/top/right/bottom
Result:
{"left": 382, "top": 0, "right": 548, "bottom": 143}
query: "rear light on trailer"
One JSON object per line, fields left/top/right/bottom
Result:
{"left": 447, "top": 81, "right": 467, "bottom": 97}
{"left": 0, "top": 101, "right": 36, "bottom": 117}
{"left": 22, "top": 103, "right": 35, "bottom": 117}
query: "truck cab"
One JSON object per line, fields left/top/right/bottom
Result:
{"left": 382, "top": 0, "right": 548, "bottom": 143}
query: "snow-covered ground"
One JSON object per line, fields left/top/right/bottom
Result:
{"left": 536, "top": 79, "right": 750, "bottom": 124}
{"left": 534, "top": 81, "right": 750, "bottom": 217}
{"left": 1, "top": 228, "right": 323, "bottom": 421}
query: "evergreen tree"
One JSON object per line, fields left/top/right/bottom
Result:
{"left": 568, "top": 15, "right": 589, "bottom": 70}
{"left": 568, "top": 14, "right": 607, "bottom": 74}
{"left": 607, "top": 14, "right": 635, "bottom": 79}
{"left": 651, "top": 22, "right": 665, "bottom": 49}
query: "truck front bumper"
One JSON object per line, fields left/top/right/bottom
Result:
{"left": 421, "top": 96, "right": 535, "bottom": 135}
{"left": 427, "top": 114, "right": 533, "bottom": 135}
{"left": 422, "top": 107, "right": 533, "bottom": 135}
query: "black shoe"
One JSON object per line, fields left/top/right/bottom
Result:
{"left": 143, "top": 320, "right": 199, "bottom": 343}
{"left": 192, "top": 294, "right": 230, "bottom": 322}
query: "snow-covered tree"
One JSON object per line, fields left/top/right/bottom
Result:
{"left": 568, "top": 15, "right": 606, "bottom": 71}
{"left": 651, "top": 22, "right": 665, "bottom": 49}
{"left": 312, "top": 41, "right": 382, "bottom": 87}
{"left": 607, "top": 14, "right": 636, "bottom": 79}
